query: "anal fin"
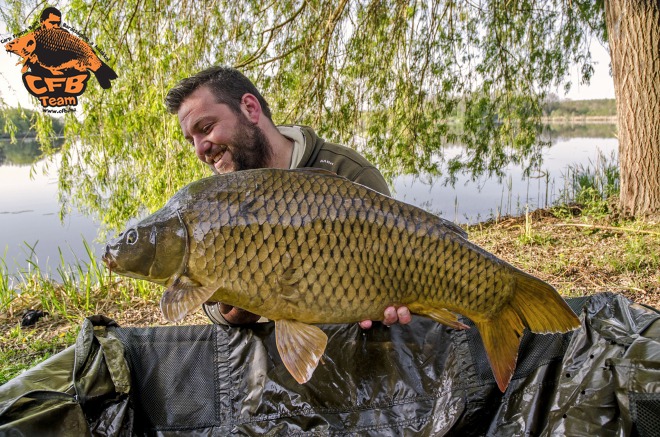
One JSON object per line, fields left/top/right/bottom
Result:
{"left": 275, "top": 320, "right": 328, "bottom": 384}
{"left": 408, "top": 303, "right": 470, "bottom": 330}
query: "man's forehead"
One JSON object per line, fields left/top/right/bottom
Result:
{"left": 178, "top": 87, "right": 211, "bottom": 124}
{"left": 177, "top": 86, "right": 235, "bottom": 129}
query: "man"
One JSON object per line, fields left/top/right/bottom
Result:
{"left": 39, "top": 7, "right": 62, "bottom": 29}
{"left": 165, "top": 66, "right": 411, "bottom": 328}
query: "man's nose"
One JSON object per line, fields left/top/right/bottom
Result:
{"left": 194, "top": 137, "right": 211, "bottom": 158}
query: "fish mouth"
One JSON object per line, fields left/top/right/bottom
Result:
{"left": 101, "top": 247, "right": 116, "bottom": 271}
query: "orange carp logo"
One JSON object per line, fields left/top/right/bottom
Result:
{"left": 3, "top": 7, "right": 117, "bottom": 110}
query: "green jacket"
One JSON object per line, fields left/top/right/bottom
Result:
{"left": 290, "top": 125, "right": 391, "bottom": 197}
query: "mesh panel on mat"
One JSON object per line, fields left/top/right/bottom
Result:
{"left": 630, "top": 393, "right": 660, "bottom": 437}
{"left": 465, "top": 297, "right": 586, "bottom": 385}
{"left": 112, "top": 325, "right": 218, "bottom": 430}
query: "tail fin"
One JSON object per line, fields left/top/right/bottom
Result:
{"left": 476, "top": 271, "right": 580, "bottom": 392}
{"left": 93, "top": 62, "right": 118, "bottom": 89}
{"left": 510, "top": 270, "right": 581, "bottom": 334}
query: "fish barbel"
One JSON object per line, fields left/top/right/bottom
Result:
{"left": 103, "top": 168, "right": 580, "bottom": 391}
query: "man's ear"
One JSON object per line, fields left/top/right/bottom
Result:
{"left": 240, "top": 93, "right": 262, "bottom": 124}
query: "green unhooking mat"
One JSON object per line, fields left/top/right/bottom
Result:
{"left": 1, "top": 292, "right": 659, "bottom": 436}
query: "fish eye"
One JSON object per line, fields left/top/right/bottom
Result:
{"left": 125, "top": 229, "right": 138, "bottom": 245}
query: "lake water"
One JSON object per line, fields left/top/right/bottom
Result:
{"left": 394, "top": 135, "right": 619, "bottom": 222}
{"left": 0, "top": 127, "right": 618, "bottom": 278}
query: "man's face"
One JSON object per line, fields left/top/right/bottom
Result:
{"left": 42, "top": 13, "right": 61, "bottom": 29}
{"left": 178, "top": 86, "right": 272, "bottom": 174}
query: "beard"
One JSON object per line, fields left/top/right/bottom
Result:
{"left": 227, "top": 113, "right": 273, "bottom": 172}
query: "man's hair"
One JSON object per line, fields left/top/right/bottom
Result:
{"left": 165, "top": 66, "right": 272, "bottom": 120}
{"left": 40, "top": 7, "right": 62, "bottom": 22}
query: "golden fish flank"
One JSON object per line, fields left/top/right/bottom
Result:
{"left": 103, "top": 168, "right": 581, "bottom": 392}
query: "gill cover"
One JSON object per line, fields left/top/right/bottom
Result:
{"left": 105, "top": 208, "right": 188, "bottom": 284}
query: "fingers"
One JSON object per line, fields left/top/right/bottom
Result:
{"left": 396, "top": 306, "right": 412, "bottom": 325}
{"left": 359, "top": 320, "right": 373, "bottom": 329}
{"left": 359, "top": 306, "right": 412, "bottom": 329}
{"left": 383, "top": 307, "right": 398, "bottom": 326}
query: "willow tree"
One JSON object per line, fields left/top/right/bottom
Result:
{"left": 605, "top": 0, "right": 660, "bottom": 217}
{"left": 1, "top": 0, "right": 657, "bottom": 227}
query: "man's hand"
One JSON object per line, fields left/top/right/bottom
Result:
{"left": 219, "top": 304, "right": 261, "bottom": 325}
{"left": 359, "top": 306, "right": 412, "bottom": 329}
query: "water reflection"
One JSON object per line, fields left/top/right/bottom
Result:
{"left": 542, "top": 122, "right": 617, "bottom": 140}
{"left": 0, "top": 125, "right": 617, "bottom": 277}
{"left": 0, "top": 139, "right": 98, "bottom": 278}
{"left": 0, "top": 137, "right": 64, "bottom": 166}
{"left": 394, "top": 129, "right": 618, "bottom": 223}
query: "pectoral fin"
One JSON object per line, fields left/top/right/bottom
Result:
{"left": 408, "top": 303, "right": 470, "bottom": 330}
{"left": 275, "top": 320, "right": 328, "bottom": 384}
{"left": 160, "top": 280, "right": 216, "bottom": 322}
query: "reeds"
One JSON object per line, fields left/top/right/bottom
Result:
{"left": 1, "top": 238, "right": 160, "bottom": 321}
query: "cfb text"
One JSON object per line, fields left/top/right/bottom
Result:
{"left": 22, "top": 73, "right": 89, "bottom": 106}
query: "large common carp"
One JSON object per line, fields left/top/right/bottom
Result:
{"left": 103, "top": 168, "right": 580, "bottom": 391}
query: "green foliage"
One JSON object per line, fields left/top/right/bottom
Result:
{"left": 0, "top": 239, "right": 162, "bottom": 321}
{"left": 0, "top": 137, "right": 65, "bottom": 166}
{"left": 517, "top": 209, "right": 557, "bottom": 246}
{"left": 0, "top": 107, "right": 65, "bottom": 167}
{"left": 1, "top": 0, "right": 608, "bottom": 230}
{"left": 601, "top": 236, "right": 660, "bottom": 275}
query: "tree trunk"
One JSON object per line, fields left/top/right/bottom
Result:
{"left": 605, "top": 0, "right": 660, "bottom": 218}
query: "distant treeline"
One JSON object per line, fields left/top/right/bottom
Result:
{"left": 1, "top": 100, "right": 615, "bottom": 138}
{"left": 543, "top": 98, "right": 617, "bottom": 118}
{"left": 0, "top": 108, "right": 65, "bottom": 138}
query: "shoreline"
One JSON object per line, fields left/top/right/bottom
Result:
{"left": 543, "top": 116, "right": 617, "bottom": 124}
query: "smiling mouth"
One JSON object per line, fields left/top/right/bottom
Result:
{"left": 206, "top": 146, "right": 228, "bottom": 166}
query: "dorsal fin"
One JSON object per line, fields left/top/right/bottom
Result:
{"left": 441, "top": 218, "right": 468, "bottom": 239}
{"left": 290, "top": 167, "right": 346, "bottom": 179}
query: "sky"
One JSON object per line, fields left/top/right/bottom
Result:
{"left": 1, "top": 26, "right": 615, "bottom": 110}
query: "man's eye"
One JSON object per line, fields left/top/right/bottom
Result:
{"left": 202, "top": 124, "right": 212, "bottom": 133}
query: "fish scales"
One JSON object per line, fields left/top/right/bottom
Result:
{"left": 37, "top": 28, "right": 94, "bottom": 57}
{"left": 173, "top": 169, "right": 503, "bottom": 321}
{"left": 104, "top": 168, "right": 580, "bottom": 391}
